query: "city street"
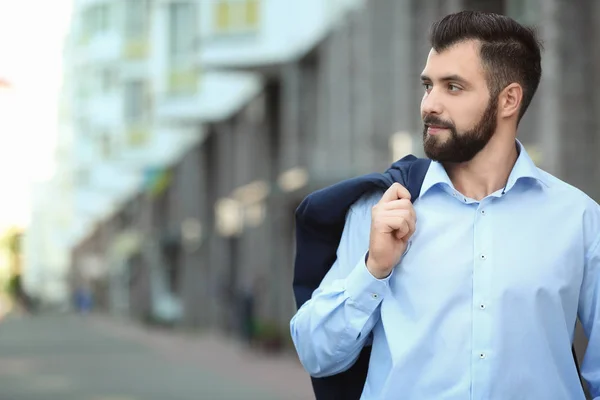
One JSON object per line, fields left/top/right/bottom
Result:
{"left": 0, "top": 313, "right": 313, "bottom": 400}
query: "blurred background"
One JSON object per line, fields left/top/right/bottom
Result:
{"left": 0, "top": 0, "right": 597, "bottom": 399}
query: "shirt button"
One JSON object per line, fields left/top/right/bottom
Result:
{"left": 371, "top": 293, "right": 379, "bottom": 300}
{"left": 480, "top": 254, "right": 487, "bottom": 260}
{"left": 480, "top": 209, "right": 486, "bottom": 215}
{"left": 479, "top": 304, "right": 486, "bottom": 310}
{"left": 479, "top": 353, "right": 486, "bottom": 359}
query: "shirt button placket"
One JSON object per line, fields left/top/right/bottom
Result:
{"left": 473, "top": 203, "right": 493, "bottom": 397}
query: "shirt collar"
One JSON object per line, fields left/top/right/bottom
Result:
{"left": 419, "top": 139, "right": 549, "bottom": 198}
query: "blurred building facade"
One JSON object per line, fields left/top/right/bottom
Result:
{"left": 23, "top": 0, "right": 600, "bottom": 348}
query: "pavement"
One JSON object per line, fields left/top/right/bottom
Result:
{"left": 0, "top": 312, "right": 314, "bottom": 400}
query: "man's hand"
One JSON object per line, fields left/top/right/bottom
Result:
{"left": 366, "top": 183, "right": 416, "bottom": 279}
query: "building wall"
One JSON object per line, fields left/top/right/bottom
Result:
{"left": 554, "top": 0, "right": 600, "bottom": 199}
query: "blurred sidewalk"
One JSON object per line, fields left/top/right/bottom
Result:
{"left": 88, "top": 314, "right": 314, "bottom": 399}
{"left": 0, "top": 312, "right": 314, "bottom": 400}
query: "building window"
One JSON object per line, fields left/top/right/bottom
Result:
{"left": 124, "top": 81, "right": 145, "bottom": 123}
{"left": 168, "top": 2, "right": 198, "bottom": 94}
{"left": 125, "top": 0, "right": 150, "bottom": 39}
{"left": 169, "top": 2, "right": 197, "bottom": 59}
{"left": 124, "top": 81, "right": 151, "bottom": 146}
{"left": 100, "top": 68, "right": 116, "bottom": 94}
{"left": 83, "top": 3, "right": 112, "bottom": 39}
{"left": 213, "top": 0, "right": 261, "bottom": 35}
{"left": 101, "top": 133, "right": 112, "bottom": 159}
{"left": 122, "top": 0, "right": 150, "bottom": 59}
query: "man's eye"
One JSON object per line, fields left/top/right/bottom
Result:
{"left": 448, "top": 84, "right": 461, "bottom": 92}
{"left": 422, "top": 83, "right": 432, "bottom": 91}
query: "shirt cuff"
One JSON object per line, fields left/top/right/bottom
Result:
{"left": 345, "top": 251, "right": 391, "bottom": 314}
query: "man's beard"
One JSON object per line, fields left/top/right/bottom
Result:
{"left": 422, "top": 96, "right": 498, "bottom": 163}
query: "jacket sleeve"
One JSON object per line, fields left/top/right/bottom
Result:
{"left": 290, "top": 193, "right": 392, "bottom": 378}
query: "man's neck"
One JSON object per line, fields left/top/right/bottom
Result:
{"left": 443, "top": 135, "right": 519, "bottom": 201}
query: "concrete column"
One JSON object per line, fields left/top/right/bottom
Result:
{"left": 328, "top": 17, "right": 353, "bottom": 176}
{"left": 390, "top": 0, "right": 418, "bottom": 162}
{"left": 555, "top": 0, "right": 597, "bottom": 196}
{"left": 536, "top": 0, "right": 561, "bottom": 175}
{"left": 369, "top": 0, "right": 396, "bottom": 166}
{"left": 312, "top": 41, "right": 329, "bottom": 177}
{"left": 176, "top": 146, "right": 207, "bottom": 328}
{"left": 279, "top": 64, "right": 301, "bottom": 172}
{"left": 298, "top": 58, "right": 318, "bottom": 169}
{"left": 349, "top": 5, "right": 375, "bottom": 174}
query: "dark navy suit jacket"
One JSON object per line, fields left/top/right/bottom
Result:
{"left": 292, "top": 155, "right": 431, "bottom": 399}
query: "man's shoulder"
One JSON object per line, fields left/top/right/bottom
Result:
{"left": 536, "top": 167, "right": 599, "bottom": 207}
{"left": 539, "top": 167, "right": 600, "bottom": 256}
{"left": 535, "top": 168, "right": 600, "bottom": 235}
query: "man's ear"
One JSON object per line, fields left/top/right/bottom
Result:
{"left": 499, "top": 83, "right": 523, "bottom": 119}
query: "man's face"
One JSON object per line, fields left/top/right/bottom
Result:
{"left": 420, "top": 40, "right": 498, "bottom": 163}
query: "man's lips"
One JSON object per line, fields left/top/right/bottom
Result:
{"left": 426, "top": 125, "right": 449, "bottom": 135}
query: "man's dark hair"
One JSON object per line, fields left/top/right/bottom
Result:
{"left": 429, "top": 11, "right": 543, "bottom": 121}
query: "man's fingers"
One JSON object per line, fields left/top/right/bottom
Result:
{"left": 380, "top": 183, "right": 401, "bottom": 203}
{"left": 404, "top": 212, "right": 416, "bottom": 235}
{"left": 392, "top": 219, "right": 410, "bottom": 239}
{"left": 384, "top": 210, "right": 416, "bottom": 234}
{"left": 383, "top": 199, "right": 413, "bottom": 211}
{"left": 382, "top": 206, "right": 416, "bottom": 226}
{"left": 394, "top": 184, "right": 411, "bottom": 201}
{"left": 381, "top": 215, "right": 411, "bottom": 231}
{"left": 394, "top": 229, "right": 406, "bottom": 241}
{"left": 394, "top": 219, "right": 416, "bottom": 241}
{"left": 380, "top": 183, "right": 411, "bottom": 203}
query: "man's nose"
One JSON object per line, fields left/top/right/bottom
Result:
{"left": 421, "top": 90, "right": 443, "bottom": 115}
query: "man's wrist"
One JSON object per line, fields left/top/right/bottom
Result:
{"left": 365, "top": 251, "right": 392, "bottom": 280}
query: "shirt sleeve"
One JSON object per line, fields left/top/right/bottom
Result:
{"left": 578, "top": 233, "right": 600, "bottom": 399}
{"left": 289, "top": 192, "right": 392, "bottom": 378}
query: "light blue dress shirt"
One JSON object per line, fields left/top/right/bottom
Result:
{"left": 290, "top": 142, "right": 600, "bottom": 399}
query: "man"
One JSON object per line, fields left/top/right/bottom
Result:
{"left": 290, "top": 10, "right": 600, "bottom": 400}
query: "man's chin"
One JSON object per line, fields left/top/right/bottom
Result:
{"left": 423, "top": 137, "right": 447, "bottom": 151}
{"left": 425, "top": 148, "right": 479, "bottom": 163}
{"left": 424, "top": 143, "right": 461, "bottom": 162}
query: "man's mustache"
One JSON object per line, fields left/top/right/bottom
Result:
{"left": 423, "top": 115, "right": 454, "bottom": 130}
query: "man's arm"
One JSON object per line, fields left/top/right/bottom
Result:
{"left": 578, "top": 233, "right": 600, "bottom": 399}
{"left": 289, "top": 193, "right": 391, "bottom": 378}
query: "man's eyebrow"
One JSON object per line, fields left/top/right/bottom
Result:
{"left": 420, "top": 74, "right": 469, "bottom": 85}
